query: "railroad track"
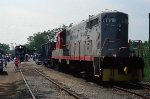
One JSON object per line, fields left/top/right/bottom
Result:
{"left": 20, "top": 69, "right": 36, "bottom": 99}
{"left": 20, "top": 68, "right": 89, "bottom": 99}
{"left": 113, "top": 82, "right": 150, "bottom": 99}
{"left": 128, "top": 82, "right": 150, "bottom": 90}
{"left": 33, "top": 68, "right": 89, "bottom": 99}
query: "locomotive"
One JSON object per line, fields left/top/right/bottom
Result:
{"left": 39, "top": 42, "right": 55, "bottom": 66}
{"left": 15, "top": 45, "right": 26, "bottom": 62}
{"left": 42, "top": 11, "right": 144, "bottom": 81}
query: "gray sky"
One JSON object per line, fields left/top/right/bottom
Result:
{"left": 0, "top": 0, "right": 150, "bottom": 45}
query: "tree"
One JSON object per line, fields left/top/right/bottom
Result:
{"left": 27, "top": 32, "right": 48, "bottom": 52}
{"left": 0, "top": 43, "right": 10, "bottom": 55}
{"left": 24, "top": 44, "right": 35, "bottom": 54}
{"left": 26, "top": 27, "right": 66, "bottom": 53}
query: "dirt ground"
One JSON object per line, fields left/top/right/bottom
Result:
{"left": 0, "top": 62, "right": 30, "bottom": 99}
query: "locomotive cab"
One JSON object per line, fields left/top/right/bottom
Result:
{"left": 52, "top": 29, "right": 69, "bottom": 58}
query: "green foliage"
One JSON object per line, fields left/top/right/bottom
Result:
{"left": 0, "top": 43, "right": 10, "bottom": 55}
{"left": 27, "top": 28, "right": 63, "bottom": 53}
{"left": 129, "top": 40, "right": 143, "bottom": 57}
{"left": 142, "top": 41, "right": 150, "bottom": 81}
{"left": 24, "top": 44, "right": 35, "bottom": 54}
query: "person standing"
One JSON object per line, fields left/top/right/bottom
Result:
{"left": 14, "top": 58, "right": 20, "bottom": 71}
{"left": 3, "top": 58, "right": 7, "bottom": 67}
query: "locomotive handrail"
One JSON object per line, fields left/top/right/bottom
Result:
{"left": 100, "top": 38, "right": 109, "bottom": 54}
{"left": 129, "top": 40, "right": 143, "bottom": 57}
{"left": 100, "top": 39, "right": 122, "bottom": 53}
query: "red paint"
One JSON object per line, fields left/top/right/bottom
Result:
{"left": 55, "top": 32, "right": 64, "bottom": 49}
{"left": 51, "top": 56, "right": 94, "bottom": 61}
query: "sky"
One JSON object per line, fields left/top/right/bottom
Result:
{"left": 0, "top": 0, "right": 150, "bottom": 46}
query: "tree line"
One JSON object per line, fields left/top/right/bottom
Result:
{"left": 0, "top": 25, "right": 68, "bottom": 56}
{"left": 0, "top": 43, "right": 10, "bottom": 57}
{"left": 25, "top": 24, "right": 68, "bottom": 54}
{"left": 25, "top": 28, "right": 62, "bottom": 54}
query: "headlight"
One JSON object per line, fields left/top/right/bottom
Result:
{"left": 124, "top": 66, "right": 128, "bottom": 75}
{"left": 113, "top": 54, "right": 117, "bottom": 57}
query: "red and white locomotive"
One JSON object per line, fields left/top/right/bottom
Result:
{"left": 43, "top": 11, "right": 144, "bottom": 81}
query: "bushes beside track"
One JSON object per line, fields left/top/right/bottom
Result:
{"left": 144, "top": 56, "right": 150, "bottom": 81}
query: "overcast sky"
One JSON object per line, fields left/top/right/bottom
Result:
{"left": 0, "top": 0, "right": 150, "bottom": 45}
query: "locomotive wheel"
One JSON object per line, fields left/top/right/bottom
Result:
{"left": 0, "top": 69, "right": 3, "bottom": 72}
{"left": 85, "top": 66, "right": 94, "bottom": 79}
{"left": 58, "top": 62, "right": 62, "bottom": 71}
{"left": 58, "top": 62, "right": 69, "bottom": 72}
{"left": 50, "top": 59, "right": 58, "bottom": 68}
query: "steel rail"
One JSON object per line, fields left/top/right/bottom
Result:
{"left": 113, "top": 86, "right": 150, "bottom": 99}
{"left": 20, "top": 69, "right": 36, "bottom": 99}
{"left": 128, "top": 82, "right": 150, "bottom": 90}
{"left": 33, "top": 68, "right": 88, "bottom": 99}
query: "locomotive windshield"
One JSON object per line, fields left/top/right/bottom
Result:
{"left": 102, "top": 17, "right": 116, "bottom": 23}
{"left": 117, "top": 18, "right": 128, "bottom": 24}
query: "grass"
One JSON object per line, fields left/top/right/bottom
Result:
{"left": 143, "top": 57, "right": 150, "bottom": 81}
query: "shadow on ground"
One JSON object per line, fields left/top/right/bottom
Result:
{"left": 0, "top": 71, "right": 8, "bottom": 75}
{"left": 0, "top": 80, "right": 31, "bottom": 99}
